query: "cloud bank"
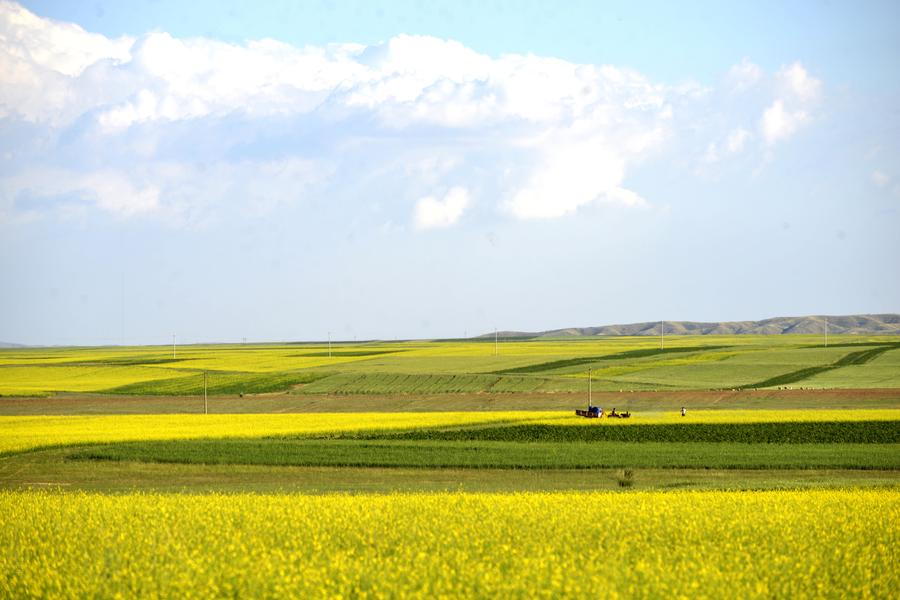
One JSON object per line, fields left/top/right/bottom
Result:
{"left": 0, "top": 2, "right": 821, "bottom": 227}
{"left": 414, "top": 187, "right": 470, "bottom": 229}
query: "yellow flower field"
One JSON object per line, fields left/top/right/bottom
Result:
{"left": 0, "top": 411, "right": 546, "bottom": 454}
{"left": 1, "top": 488, "right": 896, "bottom": 598}
{"left": 1, "top": 409, "right": 898, "bottom": 455}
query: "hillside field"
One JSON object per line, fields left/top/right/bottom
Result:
{"left": 2, "top": 334, "right": 899, "bottom": 397}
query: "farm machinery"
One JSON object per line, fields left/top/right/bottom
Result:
{"left": 575, "top": 368, "right": 630, "bottom": 419}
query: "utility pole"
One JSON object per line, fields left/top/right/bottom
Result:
{"left": 494, "top": 328, "right": 498, "bottom": 356}
{"left": 203, "top": 371, "right": 208, "bottom": 415}
{"left": 588, "top": 367, "right": 592, "bottom": 408}
{"left": 660, "top": 321, "right": 665, "bottom": 350}
{"left": 173, "top": 333, "right": 176, "bottom": 359}
{"left": 328, "top": 331, "right": 332, "bottom": 358}
{"left": 120, "top": 272, "right": 125, "bottom": 346}
{"left": 824, "top": 316, "right": 828, "bottom": 348}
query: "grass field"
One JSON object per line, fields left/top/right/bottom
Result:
{"left": 2, "top": 335, "right": 899, "bottom": 397}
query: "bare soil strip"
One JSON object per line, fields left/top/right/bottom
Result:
{"left": 1, "top": 388, "right": 898, "bottom": 415}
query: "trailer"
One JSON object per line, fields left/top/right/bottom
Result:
{"left": 575, "top": 407, "right": 601, "bottom": 418}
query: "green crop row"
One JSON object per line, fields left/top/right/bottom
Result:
{"left": 372, "top": 421, "right": 900, "bottom": 444}
{"left": 296, "top": 372, "right": 570, "bottom": 394}
{"left": 68, "top": 438, "right": 900, "bottom": 470}
{"left": 739, "top": 344, "right": 898, "bottom": 389}
{"left": 105, "top": 371, "right": 330, "bottom": 395}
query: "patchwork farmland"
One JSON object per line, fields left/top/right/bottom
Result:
{"left": 1, "top": 334, "right": 898, "bottom": 597}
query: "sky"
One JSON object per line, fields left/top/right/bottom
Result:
{"left": 1, "top": 0, "right": 898, "bottom": 345}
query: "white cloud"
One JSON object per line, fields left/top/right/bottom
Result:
{"left": 871, "top": 170, "right": 890, "bottom": 188}
{"left": 704, "top": 127, "right": 752, "bottom": 163}
{"left": 0, "top": 167, "right": 159, "bottom": 217}
{"left": 603, "top": 187, "right": 648, "bottom": 208}
{"left": 726, "top": 128, "right": 751, "bottom": 154}
{"left": 727, "top": 58, "right": 763, "bottom": 93}
{"left": 776, "top": 62, "right": 821, "bottom": 103}
{"left": 0, "top": 2, "right": 674, "bottom": 135}
{"left": 757, "top": 62, "right": 820, "bottom": 147}
{"left": 0, "top": 157, "right": 327, "bottom": 224}
{"left": 761, "top": 100, "right": 808, "bottom": 145}
{"left": 414, "top": 187, "right": 470, "bottom": 229}
{"left": 504, "top": 137, "right": 626, "bottom": 219}
{"left": 0, "top": 2, "right": 825, "bottom": 225}
{"left": 0, "top": 0, "right": 131, "bottom": 76}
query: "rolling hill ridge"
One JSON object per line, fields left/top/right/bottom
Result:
{"left": 484, "top": 314, "right": 900, "bottom": 338}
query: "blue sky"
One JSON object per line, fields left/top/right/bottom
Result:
{"left": 1, "top": 1, "right": 898, "bottom": 345}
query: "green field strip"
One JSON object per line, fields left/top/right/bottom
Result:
{"left": 491, "top": 346, "right": 732, "bottom": 375}
{"left": 369, "top": 421, "right": 900, "bottom": 444}
{"left": 799, "top": 341, "right": 900, "bottom": 350}
{"left": 297, "top": 372, "right": 512, "bottom": 394}
{"left": 1, "top": 451, "right": 897, "bottom": 493}
{"left": 67, "top": 439, "right": 900, "bottom": 470}
{"left": 289, "top": 350, "right": 409, "bottom": 358}
{"left": 739, "top": 345, "right": 898, "bottom": 389}
{"left": 104, "top": 371, "right": 332, "bottom": 395}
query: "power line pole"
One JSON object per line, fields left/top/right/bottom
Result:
{"left": 328, "top": 331, "right": 332, "bottom": 358}
{"left": 824, "top": 316, "right": 828, "bottom": 348}
{"left": 203, "top": 371, "right": 208, "bottom": 415}
{"left": 120, "top": 272, "right": 125, "bottom": 346}
{"left": 588, "top": 367, "right": 592, "bottom": 408}
{"left": 660, "top": 320, "right": 665, "bottom": 350}
{"left": 173, "top": 333, "right": 176, "bottom": 359}
{"left": 494, "top": 328, "right": 498, "bottom": 356}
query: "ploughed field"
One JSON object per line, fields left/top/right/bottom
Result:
{"left": 2, "top": 334, "right": 900, "bottom": 397}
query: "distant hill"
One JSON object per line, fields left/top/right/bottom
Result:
{"left": 0, "top": 342, "right": 25, "bottom": 348}
{"left": 482, "top": 314, "right": 900, "bottom": 339}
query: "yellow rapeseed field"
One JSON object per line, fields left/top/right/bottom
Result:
{"left": 2, "top": 409, "right": 898, "bottom": 455}
{"left": 0, "top": 411, "right": 552, "bottom": 454}
{"left": 0, "top": 488, "right": 896, "bottom": 598}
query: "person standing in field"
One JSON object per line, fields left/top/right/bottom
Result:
{"left": 681, "top": 406, "right": 686, "bottom": 417}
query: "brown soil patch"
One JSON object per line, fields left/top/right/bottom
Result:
{"left": 0, "top": 388, "right": 898, "bottom": 415}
